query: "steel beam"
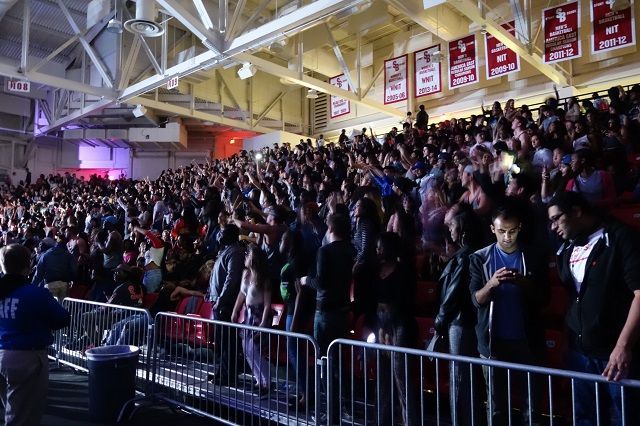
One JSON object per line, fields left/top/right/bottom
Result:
{"left": 155, "top": 0, "right": 223, "bottom": 55}
{"left": 0, "top": 61, "right": 116, "bottom": 98}
{"left": 383, "top": 0, "right": 466, "bottom": 42}
{"left": 235, "top": 53, "right": 405, "bottom": 118}
{"left": 254, "top": 90, "right": 289, "bottom": 126}
{"left": 226, "top": 0, "right": 247, "bottom": 41}
{"left": 56, "top": 0, "right": 114, "bottom": 88}
{"left": 224, "top": 0, "right": 364, "bottom": 56}
{"left": 325, "top": 24, "right": 357, "bottom": 95}
{"left": 130, "top": 96, "right": 274, "bottom": 133}
{"left": 118, "top": 37, "right": 142, "bottom": 91}
{"left": 36, "top": 98, "right": 114, "bottom": 135}
{"left": 230, "top": 0, "right": 270, "bottom": 38}
{"left": 445, "top": 0, "right": 569, "bottom": 85}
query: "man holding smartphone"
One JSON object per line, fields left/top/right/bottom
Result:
{"left": 470, "top": 200, "right": 549, "bottom": 426}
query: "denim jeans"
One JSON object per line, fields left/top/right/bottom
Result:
{"left": 568, "top": 350, "right": 640, "bottom": 426}
{"left": 448, "top": 325, "right": 481, "bottom": 426}
{"left": 104, "top": 313, "right": 150, "bottom": 346}
{"left": 143, "top": 268, "right": 163, "bottom": 293}
{"left": 285, "top": 314, "right": 308, "bottom": 397}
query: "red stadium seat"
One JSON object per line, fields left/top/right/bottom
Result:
{"left": 68, "top": 285, "right": 89, "bottom": 300}
{"left": 142, "top": 292, "right": 159, "bottom": 309}
{"left": 610, "top": 205, "right": 640, "bottom": 231}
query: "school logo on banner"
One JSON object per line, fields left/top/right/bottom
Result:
{"left": 542, "top": 1, "right": 581, "bottom": 63}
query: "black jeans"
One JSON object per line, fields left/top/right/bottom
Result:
{"left": 212, "top": 307, "right": 241, "bottom": 384}
{"left": 314, "top": 309, "right": 348, "bottom": 422}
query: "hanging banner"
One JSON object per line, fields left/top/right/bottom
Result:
{"left": 448, "top": 34, "right": 478, "bottom": 89}
{"left": 591, "top": 0, "right": 635, "bottom": 53}
{"left": 414, "top": 45, "right": 442, "bottom": 97}
{"left": 542, "top": 1, "right": 581, "bottom": 63}
{"left": 329, "top": 74, "right": 351, "bottom": 118}
{"left": 485, "top": 21, "right": 521, "bottom": 79}
{"left": 383, "top": 55, "right": 408, "bottom": 104}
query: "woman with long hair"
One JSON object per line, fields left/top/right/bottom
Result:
{"left": 231, "top": 244, "right": 273, "bottom": 396}
{"left": 435, "top": 204, "right": 484, "bottom": 426}
{"left": 352, "top": 197, "right": 381, "bottom": 327}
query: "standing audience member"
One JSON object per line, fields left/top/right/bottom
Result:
{"left": 0, "top": 244, "right": 70, "bottom": 426}
{"left": 32, "top": 228, "right": 78, "bottom": 300}
{"left": 303, "top": 213, "right": 355, "bottom": 424}
{"left": 376, "top": 232, "right": 418, "bottom": 426}
{"left": 470, "top": 202, "right": 549, "bottom": 426}
{"left": 232, "top": 244, "right": 273, "bottom": 396}
{"left": 549, "top": 192, "right": 640, "bottom": 425}
{"left": 435, "top": 205, "right": 484, "bottom": 426}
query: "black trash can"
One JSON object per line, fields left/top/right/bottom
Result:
{"left": 85, "top": 345, "right": 140, "bottom": 422}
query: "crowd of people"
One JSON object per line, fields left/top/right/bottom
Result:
{"left": 1, "top": 83, "right": 640, "bottom": 425}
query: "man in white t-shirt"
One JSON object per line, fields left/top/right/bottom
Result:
{"left": 549, "top": 191, "right": 640, "bottom": 425}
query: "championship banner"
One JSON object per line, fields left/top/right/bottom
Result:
{"left": 329, "top": 74, "right": 351, "bottom": 118}
{"left": 448, "top": 34, "right": 478, "bottom": 89}
{"left": 591, "top": 0, "right": 635, "bottom": 53}
{"left": 383, "top": 55, "right": 408, "bottom": 104}
{"left": 414, "top": 45, "right": 442, "bottom": 98}
{"left": 542, "top": 1, "right": 581, "bottom": 63}
{"left": 485, "top": 21, "right": 521, "bottom": 79}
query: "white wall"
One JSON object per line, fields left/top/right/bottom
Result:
{"left": 130, "top": 150, "right": 211, "bottom": 179}
{"left": 243, "top": 131, "right": 309, "bottom": 151}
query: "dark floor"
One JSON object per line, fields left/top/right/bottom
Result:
{"left": 25, "top": 363, "right": 222, "bottom": 426}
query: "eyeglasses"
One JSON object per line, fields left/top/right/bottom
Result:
{"left": 549, "top": 212, "right": 566, "bottom": 225}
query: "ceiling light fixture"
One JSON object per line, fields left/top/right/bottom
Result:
{"left": 237, "top": 63, "right": 257, "bottom": 80}
{"left": 132, "top": 104, "right": 147, "bottom": 118}
{"left": 193, "top": 0, "right": 214, "bottom": 30}
{"left": 306, "top": 89, "right": 319, "bottom": 99}
{"left": 124, "top": 0, "right": 164, "bottom": 37}
{"left": 107, "top": 0, "right": 123, "bottom": 33}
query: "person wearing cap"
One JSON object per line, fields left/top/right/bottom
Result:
{"left": 32, "top": 226, "right": 78, "bottom": 300}
{"left": 132, "top": 226, "right": 166, "bottom": 293}
{"left": 409, "top": 160, "right": 430, "bottom": 207}
{"left": 0, "top": 244, "right": 70, "bottom": 426}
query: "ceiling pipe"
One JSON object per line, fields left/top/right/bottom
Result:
{"left": 0, "top": 0, "right": 20, "bottom": 22}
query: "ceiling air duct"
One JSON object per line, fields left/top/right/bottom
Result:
{"left": 125, "top": 0, "right": 164, "bottom": 37}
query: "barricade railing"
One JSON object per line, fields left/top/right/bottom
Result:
{"left": 150, "top": 312, "right": 320, "bottom": 426}
{"left": 57, "top": 298, "right": 153, "bottom": 391}
{"left": 326, "top": 338, "right": 640, "bottom": 426}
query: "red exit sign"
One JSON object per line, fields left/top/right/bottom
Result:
{"left": 6, "top": 79, "right": 31, "bottom": 93}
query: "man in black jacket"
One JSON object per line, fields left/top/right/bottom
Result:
{"left": 470, "top": 201, "right": 549, "bottom": 426}
{"left": 549, "top": 192, "right": 640, "bottom": 425}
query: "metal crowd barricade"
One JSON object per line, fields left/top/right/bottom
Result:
{"left": 150, "top": 312, "right": 320, "bottom": 425}
{"left": 57, "top": 298, "right": 153, "bottom": 391}
{"left": 326, "top": 338, "right": 640, "bottom": 426}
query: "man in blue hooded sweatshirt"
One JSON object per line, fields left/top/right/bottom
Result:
{"left": 0, "top": 244, "right": 70, "bottom": 425}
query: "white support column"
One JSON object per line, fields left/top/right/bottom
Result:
{"left": 20, "top": 0, "right": 30, "bottom": 72}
